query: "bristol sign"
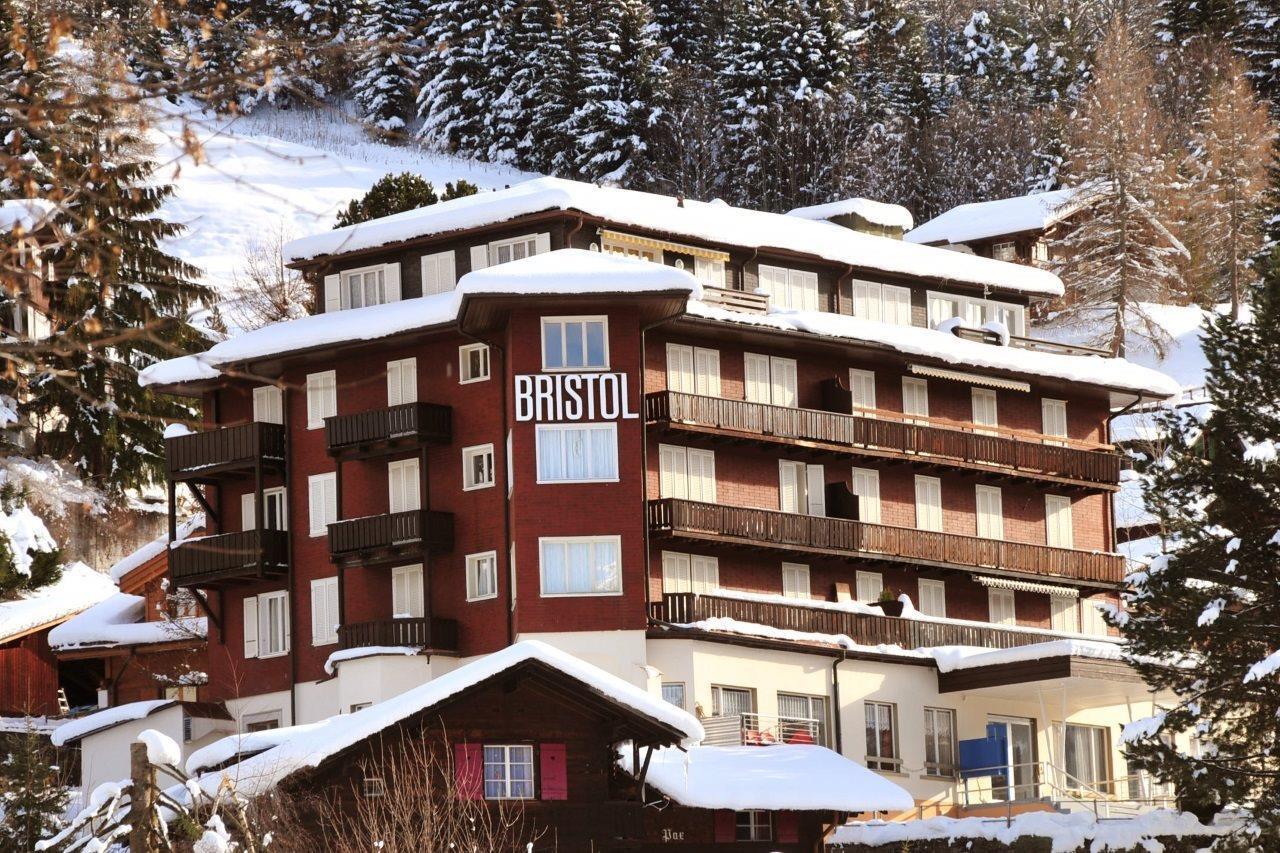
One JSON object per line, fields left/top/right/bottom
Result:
{"left": 514, "top": 373, "right": 640, "bottom": 423}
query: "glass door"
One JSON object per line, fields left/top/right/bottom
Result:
{"left": 988, "top": 716, "right": 1037, "bottom": 801}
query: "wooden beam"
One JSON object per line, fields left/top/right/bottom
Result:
{"left": 185, "top": 481, "right": 218, "bottom": 526}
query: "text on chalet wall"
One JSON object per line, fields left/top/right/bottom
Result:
{"left": 514, "top": 373, "right": 639, "bottom": 422}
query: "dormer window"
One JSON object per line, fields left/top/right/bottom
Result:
{"left": 324, "top": 263, "right": 402, "bottom": 312}
{"left": 992, "top": 241, "right": 1017, "bottom": 262}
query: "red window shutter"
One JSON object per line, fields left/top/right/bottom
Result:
{"left": 454, "top": 743, "right": 483, "bottom": 799}
{"left": 539, "top": 743, "right": 568, "bottom": 800}
{"left": 776, "top": 810, "right": 799, "bottom": 843}
{"left": 714, "top": 810, "right": 736, "bottom": 842}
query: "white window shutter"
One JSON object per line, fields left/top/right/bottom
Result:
{"left": 659, "top": 445, "right": 687, "bottom": 499}
{"left": 324, "top": 274, "right": 340, "bottom": 313}
{"left": 1046, "top": 495, "right": 1074, "bottom": 547}
{"left": 779, "top": 461, "right": 802, "bottom": 513}
{"left": 903, "top": 378, "right": 929, "bottom": 418}
{"left": 919, "top": 579, "right": 946, "bottom": 617}
{"left": 770, "top": 357, "right": 798, "bottom": 407}
{"left": 851, "top": 468, "right": 881, "bottom": 524}
{"left": 885, "top": 285, "right": 912, "bottom": 325}
{"left": 534, "top": 233, "right": 551, "bottom": 254}
{"left": 1050, "top": 594, "right": 1078, "bottom": 633}
{"left": 795, "top": 270, "right": 819, "bottom": 311}
{"left": 976, "top": 485, "right": 1004, "bottom": 539}
{"left": 421, "top": 251, "right": 456, "bottom": 295}
{"left": 384, "top": 262, "right": 402, "bottom": 302}
{"left": 849, "top": 369, "right": 877, "bottom": 411}
{"left": 662, "top": 552, "right": 690, "bottom": 592}
{"left": 695, "top": 348, "right": 721, "bottom": 396}
{"left": 856, "top": 571, "right": 883, "bottom": 602}
{"left": 666, "top": 345, "right": 694, "bottom": 393}
{"left": 243, "top": 596, "right": 259, "bottom": 658}
{"left": 805, "top": 464, "right": 826, "bottom": 517}
{"left": 915, "top": 476, "right": 943, "bottom": 531}
{"left": 470, "top": 244, "right": 489, "bottom": 271}
{"left": 310, "top": 581, "right": 326, "bottom": 646}
{"left": 691, "top": 555, "right": 719, "bottom": 593}
{"left": 852, "top": 281, "right": 876, "bottom": 321}
{"left": 241, "top": 492, "right": 255, "bottom": 532}
{"left": 744, "top": 353, "right": 771, "bottom": 403}
{"left": 1042, "top": 399, "right": 1068, "bottom": 438}
{"left": 972, "top": 388, "right": 998, "bottom": 429}
{"left": 688, "top": 449, "right": 716, "bottom": 502}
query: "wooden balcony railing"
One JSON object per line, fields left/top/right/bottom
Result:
{"left": 328, "top": 510, "right": 454, "bottom": 566}
{"left": 337, "top": 617, "right": 460, "bottom": 652}
{"left": 700, "top": 284, "right": 769, "bottom": 315}
{"left": 169, "top": 529, "right": 289, "bottom": 587}
{"left": 325, "top": 403, "right": 451, "bottom": 458}
{"left": 650, "top": 592, "right": 1067, "bottom": 651}
{"left": 646, "top": 391, "right": 1122, "bottom": 487}
{"left": 648, "top": 498, "right": 1125, "bottom": 586}
{"left": 165, "top": 422, "right": 285, "bottom": 481}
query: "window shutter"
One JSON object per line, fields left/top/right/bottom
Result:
{"left": 658, "top": 445, "right": 687, "bottom": 499}
{"left": 794, "top": 270, "right": 819, "bottom": 311}
{"left": 422, "top": 251, "right": 457, "bottom": 296}
{"left": 776, "top": 811, "right": 799, "bottom": 843}
{"left": 903, "top": 378, "right": 929, "bottom": 418}
{"left": 695, "top": 348, "right": 721, "bottom": 396}
{"left": 770, "top": 357, "right": 797, "bottom": 407}
{"left": 1046, "top": 495, "right": 1074, "bottom": 548}
{"left": 856, "top": 571, "right": 883, "bottom": 602}
{"left": 253, "top": 386, "right": 283, "bottom": 424}
{"left": 884, "top": 285, "right": 912, "bottom": 325}
{"left": 408, "top": 566, "right": 424, "bottom": 617}
{"left": 384, "top": 262, "right": 402, "bottom": 302}
{"left": 241, "top": 492, "right": 255, "bottom": 532}
{"left": 915, "top": 476, "right": 943, "bottom": 531}
{"left": 757, "top": 264, "right": 786, "bottom": 305}
{"left": 919, "top": 579, "right": 946, "bottom": 617}
{"left": 1042, "top": 399, "right": 1068, "bottom": 438}
{"left": 1050, "top": 594, "right": 1078, "bottom": 633}
{"left": 469, "top": 245, "right": 488, "bottom": 272}
{"left": 308, "top": 477, "right": 325, "bottom": 536}
{"left": 454, "top": 744, "right": 484, "bottom": 799}
{"left": 243, "top": 596, "right": 259, "bottom": 658}
{"left": 972, "top": 388, "right": 999, "bottom": 430}
{"left": 310, "top": 581, "right": 327, "bottom": 646}
{"left": 692, "top": 555, "right": 719, "bottom": 593}
{"left": 805, "top": 464, "right": 825, "bottom": 517}
{"left": 743, "top": 353, "right": 771, "bottom": 403}
{"left": 852, "top": 281, "right": 877, "bottom": 321}
{"left": 387, "top": 359, "right": 417, "bottom": 406}
{"left": 323, "top": 274, "right": 340, "bottom": 313}
{"left": 666, "top": 344, "right": 693, "bottom": 393}
{"left": 392, "top": 567, "right": 408, "bottom": 617}
{"left": 662, "top": 552, "right": 691, "bottom": 592}
{"left": 539, "top": 743, "right": 568, "bottom": 800}
{"left": 688, "top": 449, "right": 716, "bottom": 503}
{"left": 779, "top": 461, "right": 802, "bottom": 513}
{"left": 713, "top": 811, "right": 736, "bottom": 843}
{"left": 975, "top": 486, "right": 1004, "bottom": 540}
{"left": 849, "top": 369, "right": 877, "bottom": 412}
{"left": 851, "top": 468, "right": 881, "bottom": 524}
{"left": 534, "top": 232, "right": 551, "bottom": 255}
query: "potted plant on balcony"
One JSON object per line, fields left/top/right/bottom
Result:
{"left": 870, "top": 588, "right": 904, "bottom": 617}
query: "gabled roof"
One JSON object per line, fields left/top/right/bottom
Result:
{"left": 906, "top": 188, "right": 1081, "bottom": 245}
{"left": 0, "top": 563, "right": 115, "bottom": 644}
{"left": 109, "top": 514, "right": 203, "bottom": 584}
{"left": 282, "top": 176, "right": 1063, "bottom": 298}
{"left": 51, "top": 699, "right": 230, "bottom": 746}
{"left": 785, "top": 197, "right": 914, "bottom": 231}
{"left": 48, "top": 592, "right": 206, "bottom": 653}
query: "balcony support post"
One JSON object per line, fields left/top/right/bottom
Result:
{"left": 254, "top": 457, "right": 264, "bottom": 578}
{"left": 184, "top": 481, "right": 218, "bottom": 527}
{"left": 419, "top": 443, "right": 432, "bottom": 622}
{"left": 189, "top": 588, "right": 221, "bottom": 634}
{"left": 167, "top": 479, "right": 177, "bottom": 544}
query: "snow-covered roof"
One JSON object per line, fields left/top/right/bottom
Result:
{"left": 906, "top": 188, "right": 1080, "bottom": 245}
{"left": 48, "top": 592, "right": 206, "bottom": 651}
{"left": 785, "top": 197, "right": 915, "bottom": 231}
{"left": 619, "top": 744, "right": 913, "bottom": 813}
{"left": 51, "top": 699, "right": 176, "bottom": 747}
{"left": 0, "top": 563, "right": 116, "bottom": 643}
{"left": 930, "top": 639, "right": 1126, "bottom": 673}
{"left": 459, "top": 247, "right": 701, "bottom": 298}
{"left": 686, "top": 302, "right": 1181, "bottom": 400}
{"left": 283, "top": 177, "right": 1063, "bottom": 298}
{"left": 109, "top": 514, "right": 203, "bottom": 582}
{"left": 324, "top": 644, "right": 422, "bottom": 675}
{"left": 188, "top": 641, "right": 705, "bottom": 798}
{"left": 0, "top": 198, "right": 57, "bottom": 233}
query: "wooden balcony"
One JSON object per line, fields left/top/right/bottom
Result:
{"left": 337, "top": 617, "right": 460, "bottom": 652}
{"left": 325, "top": 403, "right": 452, "bottom": 460}
{"left": 648, "top": 498, "right": 1125, "bottom": 587}
{"left": 165, "top": 422, "right": 286, "bottom": 482}
{"left": 169, "top": 529, "right": 289, "bottom": 588}
{"left": 646, "top": 391, "right": 1122, "bottom": 489}
{"left": 650, "top": 592, "right": 1065, "bottom": 652}
{"left": 328, "top": 509, "right": 454, "bottom": 568}
{"left": 700, "top": 284, "right": 769, "bottom": 315}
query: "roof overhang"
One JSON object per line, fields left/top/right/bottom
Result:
{"left": 937, "top": 654, "right": 1144, "bottom": 696}
{"left": 457, "top": 289, "right": 692, "bottom": 337}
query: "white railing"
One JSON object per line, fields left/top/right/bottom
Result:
{"left": 959, "top": 761, "right": 1178, "bottom": 819}
{"left": 700, "top": 712, "right": 826, "bottom": 747}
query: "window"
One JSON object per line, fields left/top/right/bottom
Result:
{"left": 1042, "top": 399, "right": 1068, "bottom": 442}
{"left": 386, "top": 358, "right": 417, "bottom": 406}
{"left": 539, "top": 536, "right": 622, "bottom": 596}
{"left": 924, "top": 708, "right": 957, "bottom": 777}
{"left": 350, "top": 702, "right": 372, "bottom": 712}
{"left": 252, "top": 385, "right": 283, "bottom": 424}
{"left": 694, "top": 256, "right": 725, "bottom": 288}
{"left": 865, "top": 701, "right": 899, "bottom": 771}
{"left": 855, "top": 570, "right": 883, "bottom": 603}
{"left": 308, "top": 473, "right": 337, "bottom": 537}
{"left": 779, "top": 460, "right": 824, "bottom": 516}
{"left": 342, "top": 265, "right": 388, "bottom": 309}
{"left": 778, "top": 693, "right": 827, "bottom": 746}
{"left": 902, "top": 377, "right": 929, "bottom": 421}
{"left": 241, "top": 487, "right": 287, "bottom": 532}
{"left": 989, "top": 588, "right": 1017, "bottom": 625}
{"left": 744, "top": 353, "right": 797, "bottom": 406}
{"left": 927, "top": 290, "right": 1026, "bottom": 336}
{"left": 735, "top": 811, "right": 772, "bottom": 842}
{"left": 243, "top": 591, "right": 289, "bottom": 659}
{"left": 975, "top": 485, "right": 1004, "bottom": 540}
{"left": 1064, "top": 724, "right": 1110, "bottom": 791}
{"left": 918, "top": 579, "right": 946, "bottom": 618}
{"left": 392, "top": 564, "right": 424, "bottom": 618}
{"left": 666, "top": 343, "right": 721, "bottom": 396}
{"left": 915, "top": 475, "right": 943, "bottom": 531}
{"left": 602, "top": 235, "right": 662, "bottom": 261}
{"left": 1032, "top": 240, "right": 1050, "bottom": 264}
{"left": 459, "top": 343, "right": 490, "bottom": 383}
{"left": 1050, "top": 593, "right": 1079, "bottom": 633}
{"left": 1045, "top": 495, "right": 1074, "bottom": 548}
{"left": 541, "top": 316, "right": 608, "bottom": 370}
{"left": 1082, "top": 597, "right": 1110, "bottom": 636}
{"left": 306, "top": 371, "right": 336, "bottom": 430}
{"left": 310, "top": 577, "right": 339, "bottom": 646}
{"left": 243, "top": 711, "right": 281, "bottom": 732}
{"left": 490, "top": 234, "right": 540, "bottom": 265}
{"left": 420, "top": 250, "right": 457, "bottom": 295}
{"left": 992, "top": 241, "right": 1017, "bottom": 261}
{"left": 711, "top": 685, "right": 754, "bottom": 716}
{"left": 852, "top": 280, "right": 912, "bottom": 326}
{"left": 362, "top": 777, "right": 386, "bottom": 798}
{"left": 389, "top": 458, "right": 421, "bottom": 512}
{"left": 661, "top": 682, "right": 687, "bottom": 709}
{"left": 851, "top": 467, "right": 881, "bottom": 524}
{"left": 659, "top": 444, "right": 716, "bottom": 501}
{"left": 758, "top": 263, "right": 819, "bottom": 311}
{"left": 661, "top": 552, "right": 719, "bottom": 594}
{"left": 463, "top": 444, "right": 495, "bottom": 490}
{"left": 537, "top": 423, "right": 618, "bottom": 483}
{"left": 466, "top": 551, "right": 498, "bottom": 601}
{"left": 849, "top": 369, "right": 877, "bottom": 413}
{"left": 781, "top": 562, "right": 810, "bottom": 599}
{"left": 971, "top": 388, "right": 999, "bottom": 435}
{"left": 483, "top": 745, "right": 535, "bottom": 799}
{"left": 182, "top": 712, "right": 194, "bottom": 742}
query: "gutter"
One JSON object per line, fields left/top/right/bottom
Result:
{"left": 831, "top": 650, "right": 845, "bottom": 754}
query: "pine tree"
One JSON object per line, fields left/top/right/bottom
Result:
{"left": 22, "top": 82, "right": 213, "bottom": 494}
{"left": 1235, "top": 0, "right": 1280, "bottom": 113}
{"left": 1049, "top": 22, "right": 1185, "bottom": 357}
{"left": 353, "top": 0, "right": 421, "bottom": 136}
{"left": 417, "top": 0, "right": 508, "bottom": 156}
{"left": 526, "top": 0, "right": 594, "bottom": 176}
{"left": 0, "top": 0, "right": 63, "bottom": 199}
{"left": 335, "top": 173, "right": 478, "bottom": 227}
{"left": 254, "top": 0, "right": 347, "bottom": 109}
{"left": 0, "top": 721, "right": 69, "bottom": 850}
{"left": 653, "top": 0, "right": 717, "bottom": 65}
{"left": 174, "top": 0, "right": 255, "bottom": 112}
{"left": 1120, "top": 272, "right": 1280, "bottom": 840}
{"left": 1155, "top": 0, "right": 1238, "bottom": 51}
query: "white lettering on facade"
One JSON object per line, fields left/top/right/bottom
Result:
{"left": 514, "top": 373, "right": 639, "bottom": 422}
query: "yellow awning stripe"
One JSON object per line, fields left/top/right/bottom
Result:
{"left": 598, "top": 229, "right": 730, "bottom": 262}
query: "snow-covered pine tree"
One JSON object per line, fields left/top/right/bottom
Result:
{"left": 524, "top": 0, "right": 588, "bottom": 176}
{"left": 955, "top": 9, "right": 1023, "bottom": 100}
{"left": 252, "top": 0, "right": 347, "bottom": 109}
{"left": 174, "top": 0, "right": 255, "bottom": 112}
{"left": 1155, "top": 0, "right": 1238, "bottom": 51}
{"left": 570, "top": 0, "right": 668, "bottom": 186}
{"left": 653, "top": 0, "right": 717, "bottom": 65}
{"left": 22, "top": 85, "right": 213, "bottom": 494}
{"left": 417, "top": 0, "right": 508, "bottom": 157}
{"left": 1120, "top": 269, "right": 1280, "bottom": 840}
{"left": 0, "top": 720, "right": 68, "bottom": 849}
{"left": 1050, "top": 22, "right": 1185, "bottom": 357}
{"left": 1235, "top": 0, "right": 1280, "bottom": 113}
{"left": 114, "top": 0, "right": 178, "bottom": 100}
{"left": 0, "top": 0, "right": 63, "bottom": 199}
{"left": 648, "top": 62, "right": 725, "bottom": 200}
{"left": 353, "top": 0, "right": 422, "bottom": 136}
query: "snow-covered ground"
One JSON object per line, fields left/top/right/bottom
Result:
{"left": 148, "top": 102, "right": 534, "bottom": 294}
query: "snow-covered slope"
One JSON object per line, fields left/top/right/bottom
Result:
{"left": 149, "top": 104, "right": 534, "bottom": 292}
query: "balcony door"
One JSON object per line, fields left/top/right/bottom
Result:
{"left": 744, "top": 353, "right": 797, "bottom": 407}
{"left": 242, "top": 488, "right": 287, "bottom": 531}
{"left": 988, "top": 716, "right": 1037, "bottom": 801}
{"left": 779, "top": 460, "right": 825, "bottom": 516}
{"left": 389, "top": 458, "right": 421, "bottom": 514}
{"left": 392, "top": 564, "right": 424, "bottom": 618}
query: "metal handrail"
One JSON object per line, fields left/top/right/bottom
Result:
{"left": 959, "top": 761, "right": 1179, "bottom": 822}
